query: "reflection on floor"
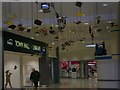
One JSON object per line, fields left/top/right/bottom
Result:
{"left": 23, "top": 78, "right": 97, "bottom": 89}
{"left": 50, "top": 78, "right": 97, "bottom": 88}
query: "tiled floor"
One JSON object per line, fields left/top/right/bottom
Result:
{"left": 4, "top": 78, "right": 98, "bottom": 90}
{"left": 49, "top": 78, "right": 97, "bottom": 88}
{"left": 22, "top": 78, "right": 98, "bottom": 89}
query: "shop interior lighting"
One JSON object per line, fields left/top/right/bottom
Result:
{"left": 85, "top": 44, "right": 96, "bottom": 48}
{"left": 102, "top": 4, "right": 108, "bottom": 7}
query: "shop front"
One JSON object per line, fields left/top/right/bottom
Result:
{"left": 3, "top": 31, "right": 49, "bottom": 88}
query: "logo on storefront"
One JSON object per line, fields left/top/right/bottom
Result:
{"left": 7, "top": 39, "right": 13, "bottom": 45}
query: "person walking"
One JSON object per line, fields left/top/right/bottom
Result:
{"left": 5, "top": 70, "right": 12, "bottom": 88}
{"left": 30, "top": 68, "right": 40, "bottom": 89}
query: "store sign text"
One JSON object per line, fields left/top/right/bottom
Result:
{"left": 14, "top": 40, "right": 41, "bottom": 51}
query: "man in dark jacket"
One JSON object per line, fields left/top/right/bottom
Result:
{"left": 30, "top": 68, "right": 40, "bottom": 89}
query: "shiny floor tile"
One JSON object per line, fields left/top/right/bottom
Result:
{"left": 49, "top": 78, "right": 97, "bottom": 88}
{"left": 23, "top": 78, "right": 97, "bottom": 89}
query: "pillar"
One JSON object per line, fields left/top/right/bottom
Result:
{"left": 53, "top": 47, "right": 60, "bottom": 84}
{"left": 39, "top": 45, "right": 50, "bottom": 86}
{"left": 0, "top": 2, "right": 3, "bottom": 90}
{"left": 118, "top": 1, "right": 120, "bottom": 89}
{"left": 97, "top": 56, "right": 118, "bottom": 88}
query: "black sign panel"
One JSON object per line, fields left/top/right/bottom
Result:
{"left": 3, "top": 31, "right": 47, "bottom": 54}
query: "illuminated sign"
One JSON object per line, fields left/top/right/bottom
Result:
{"left": 4, "top": 31, "right": 47, "bottom": 54}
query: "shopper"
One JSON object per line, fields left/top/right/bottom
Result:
{"left": 5, "top": 70, "right": 12, "bottom": 88}
{"left": 30, "top": 68, "right": 40, "bottom": 89}
{"left": 90, "top": 69, "right": 94, "bottom": 78}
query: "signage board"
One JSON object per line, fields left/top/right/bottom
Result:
{"left": 3, "top": 31, "right": 47, "bottom": 55}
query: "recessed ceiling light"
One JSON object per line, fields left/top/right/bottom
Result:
{"left": 31, "top": 37, "right": 34, "bottom": 39}
{"left": 82, "top": 41, "right": 85, "bottom": 43}
{"left": 86, "top": 44, "right": 95, "bottom": 48}
{"left": 52, "top": 42, "right": 55, "bottom": 45}
{"left": 38, "top": 9, "right": 43, "bottom": 13}
{"left": 107, "top": 21, "right": 112, "bottom": 23}
{"left": 84, "top": 22, "right": 89, "bottom": 25}
{"left": 102, "top": 4, "right": 108, "bottom": 7}
{"left": 36, "top": 33, "right": 39, "bottom": 36}
{"left": 73, "top": 31, "right": 75, "bottom": 34}
{"left": 106, "top": 27, "right": 109, "bottom": 29}
{"left": 55, "top": 25, "right": 58, "bottom": 27}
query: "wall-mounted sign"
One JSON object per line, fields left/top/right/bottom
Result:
{"left": 3, "top": 31, "right": 47, "bottom": 54}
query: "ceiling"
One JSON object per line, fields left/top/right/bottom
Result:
{"left": 2, "top": 2, "right": 119, "bottom": 57}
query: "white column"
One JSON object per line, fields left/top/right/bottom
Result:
{"left": 117, "top": 1, "right": 120, "bottom": 81}
{"left": 0, "top": 2, "right": 3, "bottom": 90}
{"left": 97, "top": 56, "right": 118, "bottom": 88}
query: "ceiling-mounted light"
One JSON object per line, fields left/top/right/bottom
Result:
{"left": 36, "top": 33, "right": 39, "bottom": 36}
{"left": 38, "top": 9, "right": 43, "bottom": 13}
{"left": 85, "top": 44, "right": 96, "bottom": 48}
{"left": 52, "top": 42, "right": 55, "bottom": 45}
{"left": 84, "top": 22, "right": 89, "bottom": 25}
{"left": 102, "top": 3, "right": 108, "bottom": 7}
{"left": 107, "top": 21, "right": 112, "bottom": 24}
{"left": 82, "top": 41, "right": 85, "bottom": 43}
{"left": 31, "top": 37, "right": 34, "bottom": 39}
{"left": 55, "top": 25, "right": 58, "bottom": 27}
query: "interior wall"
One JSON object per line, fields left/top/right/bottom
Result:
{"left": 22, "top": 55, "right": 39, "bottom": 86}
{"left": 4, "top": 53, "right": 21, "bottom": 88}
{"left": 0, "top": 2, "right": 2, "bottom": 90}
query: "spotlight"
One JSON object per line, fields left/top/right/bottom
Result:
{"left": 34, "top": 19, "right": 42, "bottom": 26}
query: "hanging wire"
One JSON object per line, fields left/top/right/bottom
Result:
{"left": 60, "top": 2, "right": 63, "bottom": 17}
{"left": 19, "top": 3, "right": 22, "bottom": 24}
{"left": 4, "top": 3, "right": 7, "bottom": 22}
{"left": 8, "top": 2, "right": 11, "bottom": 15}
{"left": 26, "top": 2, "right": 29, "bottom": 31}
{"left": 88, "top": 4, "right": 91, "bottom": 26}
{"left": 110, "top": 3, "right": 113, "bottom": 21}
{"left": 69, "top": 6, "right": 72, "bottom": 42}
{"left": 31, "top": 2, "right": 33, "bottom": 29}
{"left": 93, "top": 2, "right": 97, "bottom": 26}
{"left": 96, "top": 2, "right": 98, "bottom": 17}
{"left": 36, "top": 2, "right": 39, "bottom": 19}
